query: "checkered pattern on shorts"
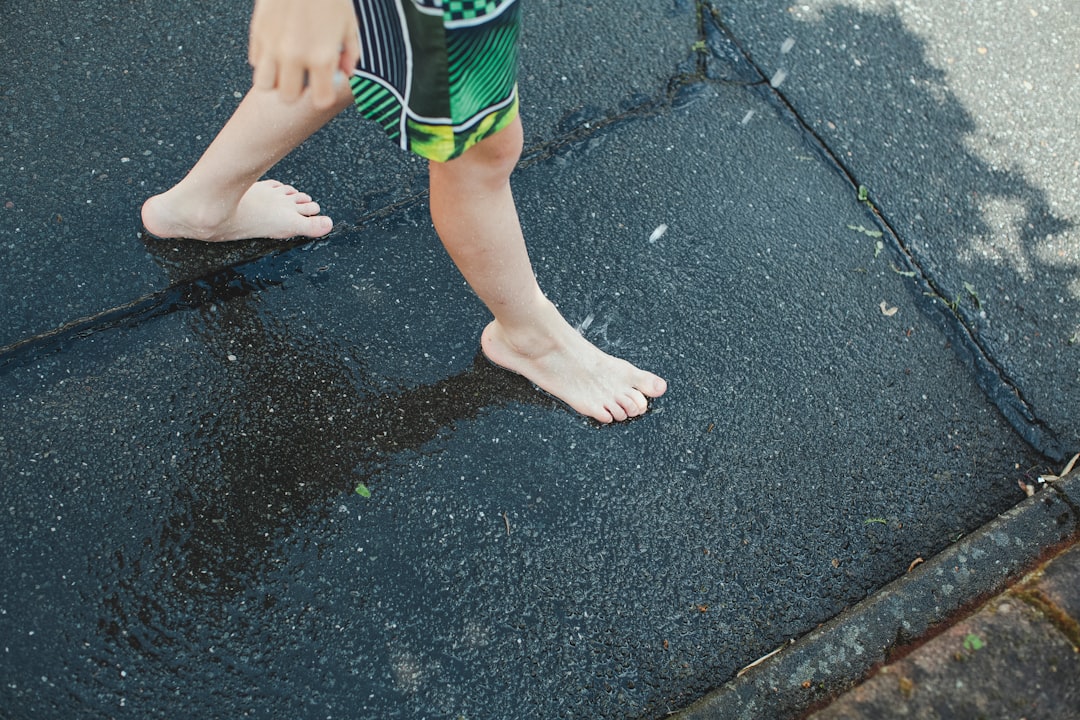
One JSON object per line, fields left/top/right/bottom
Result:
{"left": 443, "top": 0, "right": 505, "bottom": 22}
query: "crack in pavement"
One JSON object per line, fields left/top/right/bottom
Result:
{"left": 694, "top": 2, "right": 1066, "bottom": 462}
{"left": 0, "top": 13, "right": 717, "bottom": 373}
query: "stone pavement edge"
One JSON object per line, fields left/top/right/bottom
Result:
{"left": 674, "top": 468, "right": 1080, "bottom": 720}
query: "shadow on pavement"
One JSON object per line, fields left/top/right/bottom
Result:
{"left": 718, "top": 0, "right": 1077, "bottom": 459}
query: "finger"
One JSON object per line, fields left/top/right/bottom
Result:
{"left": 251, "top": 57, "right": 279, "bottom": 92}
{"left": 307, "top": 63, "right": 337, "bottom": 110}
{"left": 277, "top": 63, "right": 307, "bottom": 104}
{"left": 247, "top": 3, "right": 265, "bottom": 68}
{"left": 340, "top": 29, "right": 362, "bottom": 74}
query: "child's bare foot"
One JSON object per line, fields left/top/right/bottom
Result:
{"left": 480, "top": 299, "right": 667, "bottom": 423}
{"left": 141, "top": 179, "right": 333, "bottom": 242}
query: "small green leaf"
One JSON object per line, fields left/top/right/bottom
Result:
{"left": 857, "top": 185, "right": 869, "bottom": 202}
{"left": 963, "top": 281, "right": 981, "bottom": 308}
{"left": 874, "top": 240, "right": 884, "bottom": 258}
{"left": 963, "top": 633, "right": 984, "bottom": 651}
{"left": 355, "top": 483, "right": 371, "bottom": 498}
{"left": 864, "top": 518, "right": 888, "bottom": 525}
{"left": 691, "top": 40, "right": 708, "bottom": 53}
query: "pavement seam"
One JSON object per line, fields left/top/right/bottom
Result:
{"left": 1009, "top": 579, "right": 1080, "bottom": 653}
{"left": 696, "top": 3, "right": 1068, "bottom": 462}
{"left": 1049, "top": 476, "right": 1080, "bottom": 522}
{"left": 2, "top": 10, "right": 713, "bottom": 368}
{"left": 0, "top": 250, "right": 300, "bottom": 373}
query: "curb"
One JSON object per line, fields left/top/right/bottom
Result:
{"left": 673, "top": 472, "right": 1080, "bottom": 720}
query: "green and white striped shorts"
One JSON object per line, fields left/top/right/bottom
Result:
{"left": 349, "top": 0, "right": 521, "bottom": 162}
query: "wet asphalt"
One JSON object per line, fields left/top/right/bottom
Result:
{"left": 1, "top": 1, "right": 1076, "bottom": 719}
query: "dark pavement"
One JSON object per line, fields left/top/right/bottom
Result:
{"left": 1, "top": 1, "right": 1077, "bottom": 718}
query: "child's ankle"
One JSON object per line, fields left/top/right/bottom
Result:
{"left": 149, "top": 184, "right": 238, "bottom": 235}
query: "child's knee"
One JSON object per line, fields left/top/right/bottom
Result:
{"left": 464, "top": 119, "right": 523, "bottom": 179}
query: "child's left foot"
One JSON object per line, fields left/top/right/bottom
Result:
{"left": 480, "top": 299, "right": 667, "bottom": 423}
{"left": 141, "top": 179, "right": 333, "bottom": 242}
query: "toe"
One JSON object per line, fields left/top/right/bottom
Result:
{"left": 589, "top": 403, "right": 615, "bottom": 424}
{"left": 621, "top": 390, "right": 649, "bottom": 416}
{"left": 300, "top": 215, "right": 334, "bottom": 238}
{"left": 604, "top": 401, "right": 629, "bottom": 423}
{"left": 297, "top": 200, "right": 322, "bottom": 217}
{"left": 640, "top": 374, "right": 667, "bottom": 398}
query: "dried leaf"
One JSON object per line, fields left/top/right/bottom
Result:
{"left": 847, "top": 224, "right": 883, "bottom": 238}
{"left": 963, "top": 281, "right": 981, "bottom": 308}
{"left": 880, "top": 301, "right": 899, "bottom": 317}
{"left": 1061, "top": 452, "right": 1079, "bottom": 477}
{"left": 1018, "top": 479, "right": 1036, "bottom": 497}
{"left": 890, "top": 263, "right": 916, "bottom": 277}
{"left": 737, "top": 643, "right": 787, "bottom": 677}
{"left": 907, "top": 557, "right": 924, "bottom": 572}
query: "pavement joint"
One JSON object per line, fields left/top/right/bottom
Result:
{"left": 1049, "top": 476, "right": 1080, "bottom": 523}
{"left": 700, "top": 0, "right": 1068, "bottom": 462}
{"left": 1009, "top": 579, "right": 1080, "bottom": 653}
{"left": 0, "top": 246, "right": 301, "bottom": 373}
{"left": 711, "top": 11, "right": 1061, "bottom": 460}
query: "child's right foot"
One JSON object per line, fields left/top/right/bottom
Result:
{"left": 480, "top": 298, "right": 667, "bottom": 424}
{"left": 141, "top": 179, "right": 334, "bottom": 242}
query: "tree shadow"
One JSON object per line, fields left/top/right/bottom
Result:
{"left": 721, "top": 1, "right": 1077, "bottom": 458}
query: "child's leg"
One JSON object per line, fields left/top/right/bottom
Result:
{"left": 428, "top": 117, "right": 667, "bottom": 423}
{"left": 141, "top": 83, "right": 355, "bottom": 242}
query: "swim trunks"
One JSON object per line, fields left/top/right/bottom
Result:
{"left": 349, "top": 0, "right": 521, "bottom": 162}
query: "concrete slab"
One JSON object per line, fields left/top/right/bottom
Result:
{"left": 713, "top": 0, "right": 1080, "bottom": 459}
{"left": 1037, "top": 542, "right": 1080, "bottom": 623}
{"left": 807, "top": 595, "right": 1080, "bottom": 720}
{"left": 1, "top": 73, "right": 1037, "bottom": 718}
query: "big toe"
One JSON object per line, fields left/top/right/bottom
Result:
{"left": 299, "top": 215, "right": 334, "bottom": 238}
{"left": 634, "top": 373, "right": 666, "bottom": 398}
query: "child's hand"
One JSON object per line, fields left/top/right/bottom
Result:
{"left": 249, "top": 0, "right": 361, "bottom": 109}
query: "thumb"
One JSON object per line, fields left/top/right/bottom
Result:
{"left": 339, "top": 29, "right": 361, "bottom": 76}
